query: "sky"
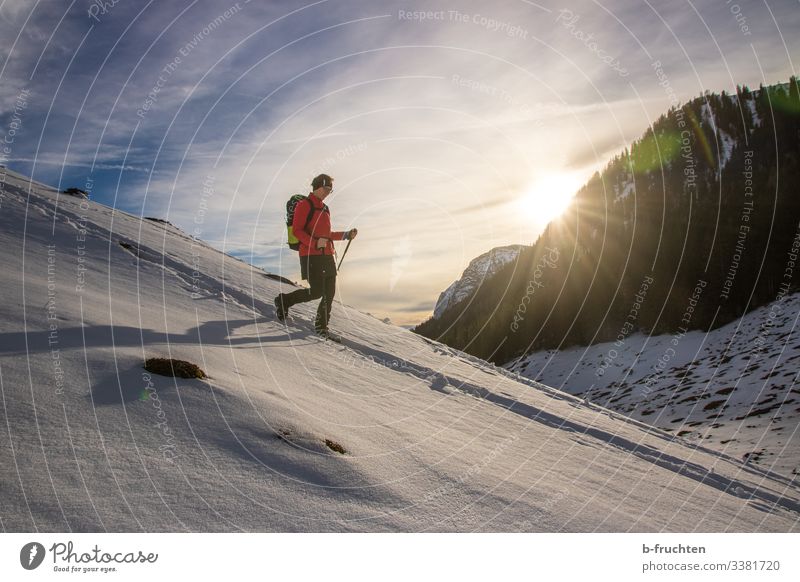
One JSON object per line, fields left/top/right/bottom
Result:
{"left": 1, "top": 0, "right": 798, "bottom": 326}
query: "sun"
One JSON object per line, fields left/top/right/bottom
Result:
{"left": 518, "top": 172, "right": 583, "bottom": 224}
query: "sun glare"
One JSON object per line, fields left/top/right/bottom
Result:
{"left": 519, "top": 173, "right": 583, "bottom": 224}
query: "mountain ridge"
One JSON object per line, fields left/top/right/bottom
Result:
{"left": 415, "top": 79, "right": 800, "bottom": 363}
{"left": 433, "top": 244, "right": 525, "bottom": 319}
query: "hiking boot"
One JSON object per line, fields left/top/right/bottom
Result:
{"left": 274, "top": 295, "right": 288, "bottom": 322}
{"left": 315, "top": 328, "right": 341, "bottom": 343}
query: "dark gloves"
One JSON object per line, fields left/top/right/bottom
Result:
{"left": 344, "top": 228, "right": 358, "bottom": 240}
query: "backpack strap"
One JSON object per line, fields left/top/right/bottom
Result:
{"left": 302, "top": 196, "right": 329, "bottom": 232}
{"left": 303, "top": 197, "right": 316, "bottom": 231}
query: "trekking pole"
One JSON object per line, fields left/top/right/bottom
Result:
{"left": 337, "top": 238, "right": 353, "bottom": 272}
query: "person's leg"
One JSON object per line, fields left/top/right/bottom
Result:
{"left": 315, "top": 274, "right": 337, "bottom": 331}
{"left": 314, "top": 256, "right": 337, "bottom": 331}
{"left": 279, "top": 256, "right": 323, "bottom": 311}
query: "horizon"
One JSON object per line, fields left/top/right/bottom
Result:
{"left": 1, "top": 0, "right": 798, "bottom": 326}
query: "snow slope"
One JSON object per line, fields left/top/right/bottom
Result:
{"left": 505, "top": 294, "right": 800, "bottom": 479}
{"left": 1, "top": 168, "right": 798, "bottom": 532}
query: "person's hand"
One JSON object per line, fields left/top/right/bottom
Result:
{"left": 345, "top": 228, "right": 358, "bottom": 240}
{"left": 316, "top": 237, "right": 329, "bottom": 249}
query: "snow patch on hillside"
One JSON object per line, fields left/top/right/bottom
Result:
{"left": 506, "top": 293, "right": 800, "bottom": 478}
{"left": 719, "top": 129, "right": 736, "bottom": 167}
{"left": 747, "top": 98, "right": 761, "bottom": 128}
{"left": 616, "top": 177, "right": 636, "bottom": 201}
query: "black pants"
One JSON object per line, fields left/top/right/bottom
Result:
{"left": 280, "top": 254, "right": 337, "bottom": 330}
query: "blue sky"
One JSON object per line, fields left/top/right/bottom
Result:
{"left": 1, "top": 0, "right": 798, "bottom": 325}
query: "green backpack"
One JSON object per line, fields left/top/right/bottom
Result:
{"left": 285, "top": 195, "right": 327, "bottom": 251}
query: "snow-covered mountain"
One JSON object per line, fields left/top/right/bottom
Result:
{"left": 505, "top": 292, "right": 800, "bottom": 478}
{"left": 1, "top": 167, "right": 799, "bottom": 532}
{"left": 433, "top": 245, "right": 524, "bottom": 319}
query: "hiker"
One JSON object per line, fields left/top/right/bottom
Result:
{"left": 274, "top": 174, "right": 357, "bottom": 339}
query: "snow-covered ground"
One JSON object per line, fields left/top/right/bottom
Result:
{"left": 1, "top": 168, "right": 798, "bottom": 532}
{"left": 506, "top": 296, "right": 800, "bottom": 479}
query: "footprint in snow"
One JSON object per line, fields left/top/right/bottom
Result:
{"left": 274, "top": 427, "right": 348, "bottom": 455}
{"left": 429, "top": 374, "right": 455, "bottom": 394}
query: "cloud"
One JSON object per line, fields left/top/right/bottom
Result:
{"left": 3, "top": 0, "right": 800, "bottom": 325}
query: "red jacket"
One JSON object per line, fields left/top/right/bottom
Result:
{"left": 293, "top": 193, "right": 345, "bottom": 256}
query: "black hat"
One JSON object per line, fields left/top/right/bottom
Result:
{"left": 311, "top": 173, "right": 333, "bottom": 190}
